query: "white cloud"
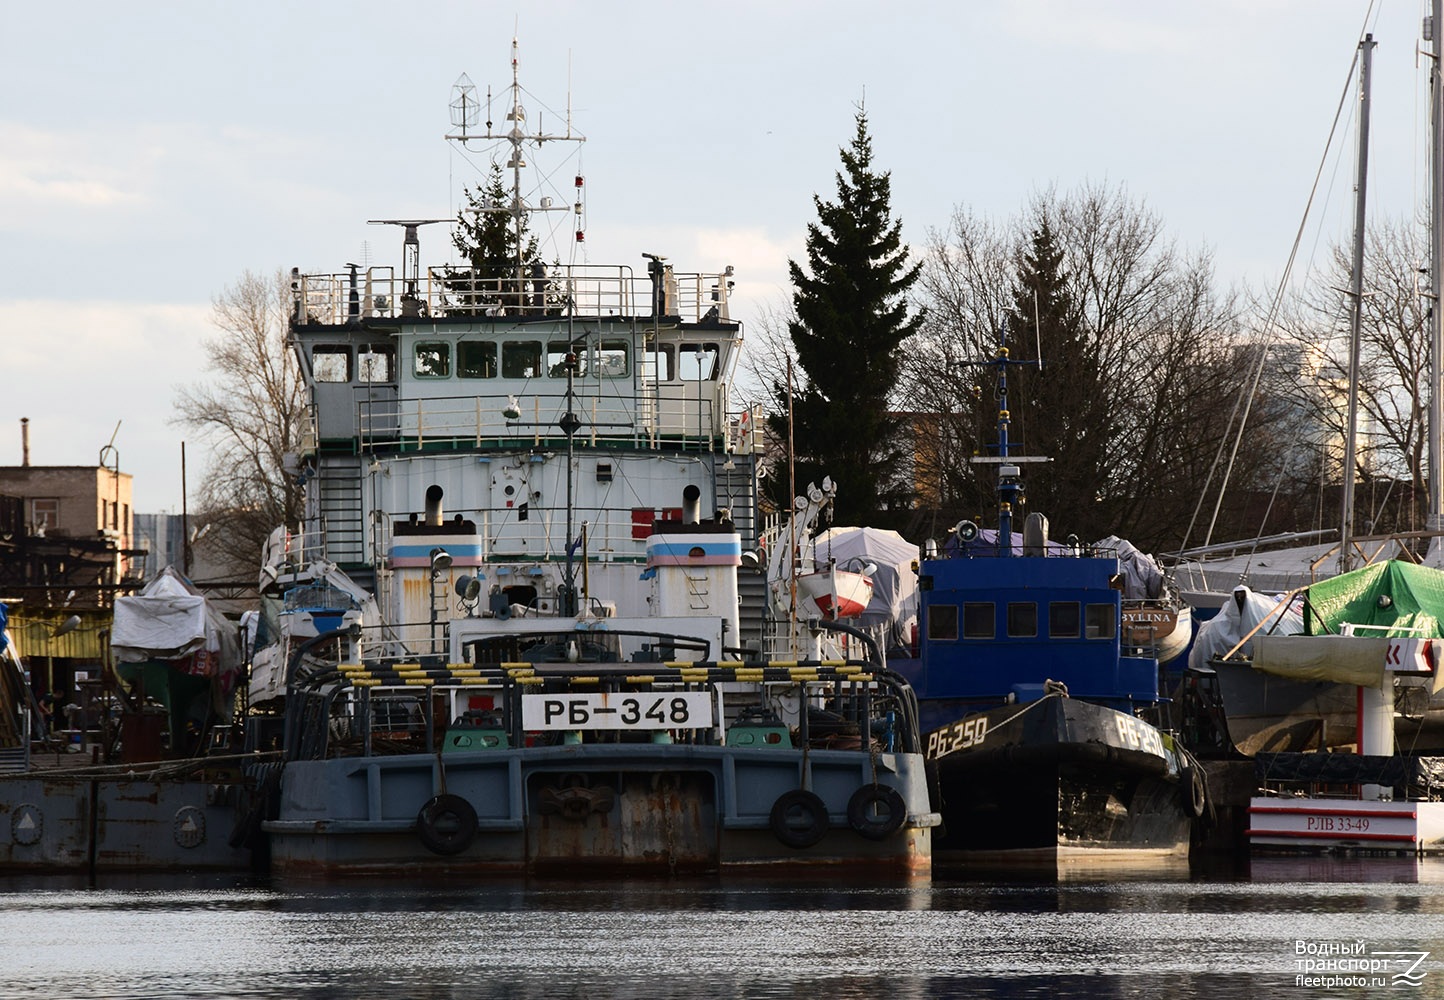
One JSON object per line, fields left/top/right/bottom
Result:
{"left": 0, "top": 123, "right": 150, "bottom": 217}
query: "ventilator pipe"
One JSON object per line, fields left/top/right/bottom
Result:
{"left": 682, "top": 484, "right": 701, "bottom": 525}
{"left": 425, "top": 485, "right": 444, "bottom": 527}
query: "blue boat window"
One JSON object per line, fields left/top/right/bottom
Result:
{"left": 458, "top": 341, "right": 497, "bottom": 379}
{"left": 1049, "top": 601, "right": 1081, "bottom": 638}
{"left": 963, "top": 602, "right": 994, "bottom": 639}
{"left": 1085, "top": 603, "right": 1116, "bottom": 639}
{"left": 927, "top": 604, "right": 958, "bottom": 641}
{"left": 414, "top": 342, "right": 451, "bottom": 378}
{"left": 1007, "top": 602, "right": 1037, "bottom": 637}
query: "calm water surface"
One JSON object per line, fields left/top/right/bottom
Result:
{"left": 4, "top": 858, "right": 1444, "bottom": 999}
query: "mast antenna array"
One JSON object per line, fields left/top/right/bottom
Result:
{"left": 446, "top": 37, "right": 588, "bottom": 269}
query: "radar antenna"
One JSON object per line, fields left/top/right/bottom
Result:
{"left": 367, "top": 219, "right": 450, "bottom": 315}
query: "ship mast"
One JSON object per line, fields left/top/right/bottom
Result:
{"left": 968, "top": 323, "right": 1050, "bottom": 557}
{"left": 446, "top": 38, "right": 585, "bottom": 291}
{"left": 446, "top": 39, "right": 591, "bottom": 615}
{"left": 1429, "top": 3, "right": 1444, "bottom": 562}
{"left": 1339, "top": 33, "right": 1374, "bottom": 574}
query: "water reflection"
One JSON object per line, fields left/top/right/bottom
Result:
{"left": 2, "top": 865, "right": 1442, "bottom": 999}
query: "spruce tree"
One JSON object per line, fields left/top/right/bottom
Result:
{"left": 1002, "top": 221, "right": 1112, "bottom": 537}
{"left": 773, "top": 108, "right": 922, "bottom": 527}
{"left": 450, "top": 162, "right": 542, "bottom": 312}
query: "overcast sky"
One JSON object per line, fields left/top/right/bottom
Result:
{"left": 0, "top": 1, "right": 1429, "bottom": 513}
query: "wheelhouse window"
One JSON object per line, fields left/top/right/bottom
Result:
{"left": 677, "top": 343, "right": 721, "bottom": 381}
{"left": 547, "top": 340, "right": 587, "bottom": 378}
{"left": 358, "top": 346, "right": 395, "bottom": 383}
{"left": 1049, "top": 601, "right": 1081, "bottom": 638}
{"left": 313, "top": 346, "right": 351, "bottom": 383}
{"left": 413, "top": 342, "right": 451, "bottom": 378}
{"left": 458, "top": 341, "right": 497, "bottom": 379}
{"left": 502, "top": 340, "right": 542, "bottom": 379}
{"left": 642, "top": 344, "right": 675, "bottom": 382}
{"left": 1085, "top": 604, "right": 1117, "bottom": 639}
{"left": 594, "top": 339, "right": 629, "bottom": 378}
{"left": 963, "top": 602, "right": 995, "bottom": 639}
{"left": 927, "top": 604, "right": 958, "bottom": 641}
{"left": 1007, "top": 602, "right": 1037, "bottom": 638}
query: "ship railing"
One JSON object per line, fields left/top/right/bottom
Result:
{"left": 281, "top": 654, "right": 921, "bottom": 761}
{"left": 292, "top": 265, "right": 735, "bottom": 326}
{"left": 950, "top": 539, "right": 1123, "bottom": 559}
{"left": 356, "top": 390, "right": 722, "bottom": 451}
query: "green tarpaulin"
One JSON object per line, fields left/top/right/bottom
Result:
{"left": 1302, "top": 560, "right": 1444, "bottom": 638}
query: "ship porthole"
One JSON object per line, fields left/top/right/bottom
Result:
{"left": 769, "top": 789, "right": 828, "bottom": 849}
{"left": 416, "top": 794, "right": 479, "bottom": 855}
{"left": 846, "top": 785, "right": 907, "bottom": 841}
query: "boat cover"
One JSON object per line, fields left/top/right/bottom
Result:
{"left": 1094, "top": 535, "right": 1166, "bottom": 600}
{"left": 1252, "top": 633, "right": 1392, "bottom": 687}
{"left": 111, "top": 566, "right": 239, "bottom": 678}
{"left": 813, "top": 526, "right": 919, "bottom": 647}
{"left": 1255, "top": 751, "right": 1444, "bottom": 791}
{"left": 1301, "top": 560, "right": 1444, "bottom": 638}
{"left": 1173, "top": 541, "right": 1340, "bottom": 598}
{"left": 1188, "top": 585, "right": 1304, "bottom": 670}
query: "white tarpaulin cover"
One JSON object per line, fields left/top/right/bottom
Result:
{"left": 814, "top": 526, "right": 919, "bottom": 646}
{"left": 1094, "top": 535, "right": 1166, "bottom": 600}
{"left": 111, "top": 567, "right": 239, "bottom": 680}
{"left": 112, "top": 568, "right": 208, "bottom": 662}
{"left": 1189, "top": 585, "right": 1304, "bottom": 670}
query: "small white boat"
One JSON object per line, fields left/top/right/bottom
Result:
{"left": 797, "top": 566, "right": 873, "bottom": 619}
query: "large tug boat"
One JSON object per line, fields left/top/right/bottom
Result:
{"left": 245, "top": 41, "right": 937, "bottom": 875}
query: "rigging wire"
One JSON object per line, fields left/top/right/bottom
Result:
{"left": 1177, "top": 5, "right": 1378, "bottom": 584}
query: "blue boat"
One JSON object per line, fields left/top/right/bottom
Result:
{"left": 889, "top": 339, "right": 1203, "bottom": 868}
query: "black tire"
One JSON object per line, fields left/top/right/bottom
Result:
{"left": 416, "top": 794, "right": 479, "bottom": 856}
{"left": 1180, "top": 766, "right": 1207, "bottom": 820}
{"left": 846, "top": 785, "right": 907, "bottom": 841}
{"left": 769, "top": 789, "right": 829, "bottom": 849}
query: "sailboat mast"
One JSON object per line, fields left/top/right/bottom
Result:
{"left": 1430, "top": 1, "right": 1444, "bottom": 556}
{"left": 1340, "top": 33, "right": 1374, "bottom": 574}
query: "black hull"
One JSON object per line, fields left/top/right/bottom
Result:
{"left": 927, "top": 697, "right": 1194, "bottom": 867}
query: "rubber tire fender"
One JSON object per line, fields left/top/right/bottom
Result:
{"left": 769, "top": 789, "right": 829, "bottom": 849}
{"left": 417, "top": 794, "right": 479, "bottom": 856}
{"left": 846, "top": 785, "right": 908, "bottom": 841}
{"left": 1180, "top": 766, "right": 1207, "bottom": 820}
